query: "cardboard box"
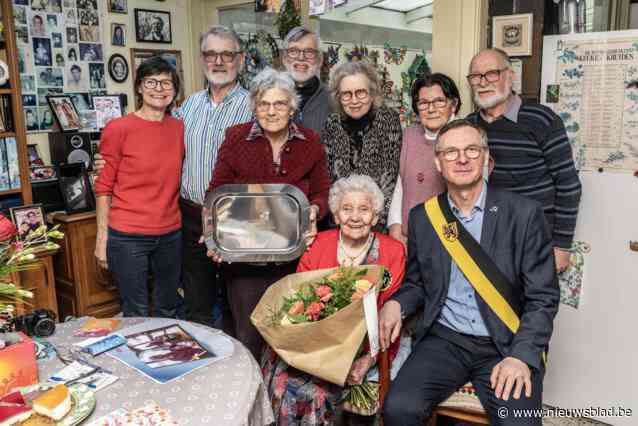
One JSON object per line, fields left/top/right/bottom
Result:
{"left": 0, "top": 332, "right": 38, "bottom": 397}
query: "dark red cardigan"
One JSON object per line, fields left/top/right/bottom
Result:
{"left": 207, "top": 121, "right": 331, "bottom": 219}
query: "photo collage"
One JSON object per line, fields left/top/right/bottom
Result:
{"left": 13, "top": 0, "right": 106, "bottom": 133}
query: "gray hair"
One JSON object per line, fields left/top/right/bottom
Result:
{"left": 436, "top": 119, "right": 489, "bottom": 148}
{"left": 282, "top": 26, "right": 320, "bottom": 51}
{"left": 470, "top": 48, "right": 511, "bottom": 71}
{"left": 328, "top": 175, "right": 385, "bottom": 216}
{"left": 249, "top": 68, "right": 300, "bottom": 112}
{"left": 329, "top": 61, "right": 383, "bottom": 116}
{"left": 199, "top": 25, "right": 242, "bottom": 53}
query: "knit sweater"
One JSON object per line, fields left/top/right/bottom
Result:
{"left": 208, "top": 121, "right": 331, "bottom": 219}
{"left": 467, "top": 99, "right": 582, "bottom": 248}
{"left": 320, "top": 106, "right": 403, "bottom": 228}
{"left": 294, "top": 81, "right": 334, "bottom": 135}
{"left": 94, "top": 113, "right": 184, "bottom": 235}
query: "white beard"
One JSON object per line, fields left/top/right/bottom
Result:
{"left": 473, "top": 89, "right": 509, "bottom": 109}
{"left": 206, "top": 70, "right": 237, "bottom": 88}
{"left": 287, "top": 63, "right": 320, "bottom": 85}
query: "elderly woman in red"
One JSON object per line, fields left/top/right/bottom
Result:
{"left": 207, "top": 68, "right": 331, "bottom": 360}
{"left": 262, "top": 174, "right": 406, "bottom": 425}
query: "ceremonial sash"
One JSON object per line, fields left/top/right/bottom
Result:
{"left": 424, "top": 194, "right": 520, "bottom": 334}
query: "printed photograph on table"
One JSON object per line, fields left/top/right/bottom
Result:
{"left": 108, "top": 0, "right": 128, "bottom": 14}
{"left": 9, "top": 204, "right": 47, "bottom": 242}
{"left": 108, "top": 53, "right": 128, "bottom": 83}
{"left": 492, "top": 13, "right": 533, "bottom": 57}
{"left": 134, "top": 9, "right": 172, "bottom": 43}
{"left": 30, "top": 165, "right": 57, "bottom": 182}
{"left": 93, "top": 95, "right": 122, "bottom": 129}
{"left": 131, "top": 49, "right": 184, "bottom": 103}
{"left": 47, "top": 95, "right": 82, "bottom": 132}
{"left": 111, "top": 23, "right": 125, "bottom": 46}
{"left": 27, "top": 143, "right": 44, "bottom": 167}
{"left": 58, "top": 162, "right": 95, "bottom": 213}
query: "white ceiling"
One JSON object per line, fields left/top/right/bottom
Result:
{"left": 373, "top": 0, "right": 433, "bottom": 13}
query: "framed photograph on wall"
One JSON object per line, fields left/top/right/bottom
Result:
{"left": 134, "top": 9, "right": 172, "bottom": 43}
{"left": 111, "top": 23, "right": 126, "bottom": 46}
{"left": 108, "top": 53, "right": 129, "bottom": 83}
{"left": 108, "top": 0, "right": 128, "bottom": 14}
{"left": 10, "top": 204, "right": 47, "bottom": 242}
{"left": 93, "top": 95, "right": 123, "bottom": 129}
{"left": 130, "top": 48, "right": 184, "bottom": 104}
{"left": 492, "top": 13, "right": 533, "bottom": 57}
{"left": 47, "top": 95, "right": 82, "bottom": 132}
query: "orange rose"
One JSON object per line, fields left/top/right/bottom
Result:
{"left": 0, "top": 214, "right": 16, "bottom": 242}
{"left": 305, "top": 301, "right": 325, "bottom": 321}
{"left": 287, "top": 300, "right": 304, "bottom": 316}
{"left": 315, "top": 285, "right": 333, "bottom": 302}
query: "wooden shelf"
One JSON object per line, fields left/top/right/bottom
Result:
{"left": 0, "top": 188, "right": 22, "bottom": 196}
{"left": 0, "top": 88, "right": 12, "bottom": 95}
{"left": 0, "top": 131, "right": 16, "bottom": 138}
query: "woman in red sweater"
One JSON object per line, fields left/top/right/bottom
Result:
{"left": 262, "top": 174, "right": 407, "bottom": 425}
{"left": 207, "top": 68, "right": 331, "bottom": 359}
{"left": 94, "top": 57, "right": 184, "bottom": 317}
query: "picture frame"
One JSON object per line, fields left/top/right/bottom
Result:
{"left": 57, "top": 162, "right": 95, "bottom": 214}
{"left": 130, "top": 48, "right": 184, "bottom": 104}
{"left": 134, "top": 9, "right": 172, "bottom": 44}
{"left": 108, "top": 54, "right": 129, "bottom": 83}
{"left": 46, "top": 95, "right": 82, "bottom": 132}
{"left": 492, "top": 13, "right": 533, "bottom": 57}
{"left": 27, "top": 144, "right": 44, "bottom": 167}
{"left": 111, "top": 23, "right": 126, "bottom": 46}
{"left": 30, "top": 165, "right": 57, "bottom": 182}
{"left": 108, "top": 0, "right": 128, "bottom": 14}
{"left": 92, "top": 95, "right": 123, "bottom": 129}
{"left": 10, "top": 204, "right": 47, "bottom": 242}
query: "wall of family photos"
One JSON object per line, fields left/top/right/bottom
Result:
{"left": 15, "top": 0, "right": 195, "bottom": 164}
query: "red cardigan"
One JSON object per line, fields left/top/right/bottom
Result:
{"left": 297, "top": 229, "right": 406, "bottom": 360}
{"left": 208, "top": 121, "right": 330, "bottom": 219}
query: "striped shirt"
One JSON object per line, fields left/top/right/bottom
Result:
{"left": 467, "top": 95, "right": 582, "bottom": 249}
{"left": 174, "top": 84, "right": 252, "bottom": 204}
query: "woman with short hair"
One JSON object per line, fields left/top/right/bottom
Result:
{"left": 321, "top": 61, "right": 403, "bottom": 229}
{"left": 94, "top": 57, "right": 184, "bottom": 318}
{"left": 207, "top": 68, "right": 331, "bottom": 359}
{"left": 262, "top": 174, "right": 406, "bottom": 425}
{"left": 387, "top": 73, "right": 462, "bottom": 244}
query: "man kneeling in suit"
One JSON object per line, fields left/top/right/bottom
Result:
{"left": 380, "top": 119, "right": 560, "bottom": 426}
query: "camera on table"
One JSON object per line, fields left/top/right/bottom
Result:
{"left": 12, "top": 309, "right": 56, "bottom": 337}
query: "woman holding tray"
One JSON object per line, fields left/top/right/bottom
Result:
{"left": 261, "top": 174, "right": 407, "bottom": 425}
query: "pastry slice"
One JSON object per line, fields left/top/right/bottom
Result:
{"left": 0, "top": 403, "right": 33, "bottom": 426}
{"left": 32, "top": 384, "right": 71, "bottom": 421}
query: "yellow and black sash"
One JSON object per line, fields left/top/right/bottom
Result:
{"left": 424, "top": 194, "right": 520, "bottom": 334}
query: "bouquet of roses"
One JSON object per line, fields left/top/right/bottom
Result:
{"left": 251, "top": 265, "right": 386, "bottom": 386}
{"left": 278, "top": 268, "right": 374, "bottom": 325}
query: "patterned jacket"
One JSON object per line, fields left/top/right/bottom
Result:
{"left": 320, "top": 106, "right": 403, "bottom": 227}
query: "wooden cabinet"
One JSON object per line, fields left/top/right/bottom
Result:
{"left": 50, "top": 211, "right": 120, "bottom": 319}
{"left": 13, "top": 249, "right": 59, "bottom": 319}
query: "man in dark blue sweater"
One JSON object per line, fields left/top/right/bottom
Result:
{"left": 466, "top": 48, "right": 582, "bottom": 273}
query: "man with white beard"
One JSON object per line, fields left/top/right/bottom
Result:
{"left": 281, "top": 27, "right": 334, "bottom": 134}
{"left": 466, "top": 48, "right": 581, "bottom": 274}
{"left": 175, "top": 26, "right": 252, "bottom": 328}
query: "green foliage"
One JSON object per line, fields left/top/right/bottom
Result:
{"left": 274, "top": 0, "right": 301, "bottom": 40}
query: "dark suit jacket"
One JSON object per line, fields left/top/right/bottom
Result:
{"left": 392, "top": 186, "right": 560, "bottom": 371}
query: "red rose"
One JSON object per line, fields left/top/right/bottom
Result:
{"left": 0, "top": 215, "right": 16, "bottom": 242}
{"left": 315, "top": 285, "right": 333, "bottom": 302}
{"left": 305, "top": 301, "right": 325, "bottom": 321}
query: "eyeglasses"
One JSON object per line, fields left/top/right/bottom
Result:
{"left": 143, "top": 78, "right": 174, "bottom": 90}
{"left": 202, "top": 50, "right": 241, "bottom": 63}
{"left": 467, "top": 68, "right": 508, "bottom": 85}
{"left": 436, "top": 145, "right": 485, "bottom": 162}
{"left": 417, "top": 97, "right": 449, "bottom": 111}
{"left": 285, "top": 48, "right": 319, "bottom": 60}
{"left": 256, "top": 100, "right": 290, "bottom": 113}
{"left": 339, "top": 89, "right": 369, "bottom": 102}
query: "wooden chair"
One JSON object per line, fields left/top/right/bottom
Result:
{"left": 378, "top": 351, "right": 490, "bottom": 426}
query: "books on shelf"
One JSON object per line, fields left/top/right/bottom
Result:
{"left": 0, "top": 137, "right": 21, "bottom": 191}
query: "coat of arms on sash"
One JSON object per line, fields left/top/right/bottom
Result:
{"left": 442, "top": 222, "right": 458, "bottom": 242}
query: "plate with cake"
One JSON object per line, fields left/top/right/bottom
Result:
{"left": 0, "top": 383, "right": 95, "bottom": 426}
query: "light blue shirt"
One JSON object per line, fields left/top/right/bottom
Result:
{"left": 174, "top": 84, "right": 252, "bottom": 204}
{"left": 437, "top": 183, "right": 490, "bottom": 336}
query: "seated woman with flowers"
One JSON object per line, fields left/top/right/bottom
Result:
{"left": 262, "top": 174, "right": 406, "bottom": 425}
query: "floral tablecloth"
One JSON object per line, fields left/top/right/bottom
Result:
{"left": 39, "top": 317, "right": 274, "bottom": 425}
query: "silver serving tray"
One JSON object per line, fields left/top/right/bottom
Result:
{"left": 202, "top": 184, "right": 311, "bottom": 263}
